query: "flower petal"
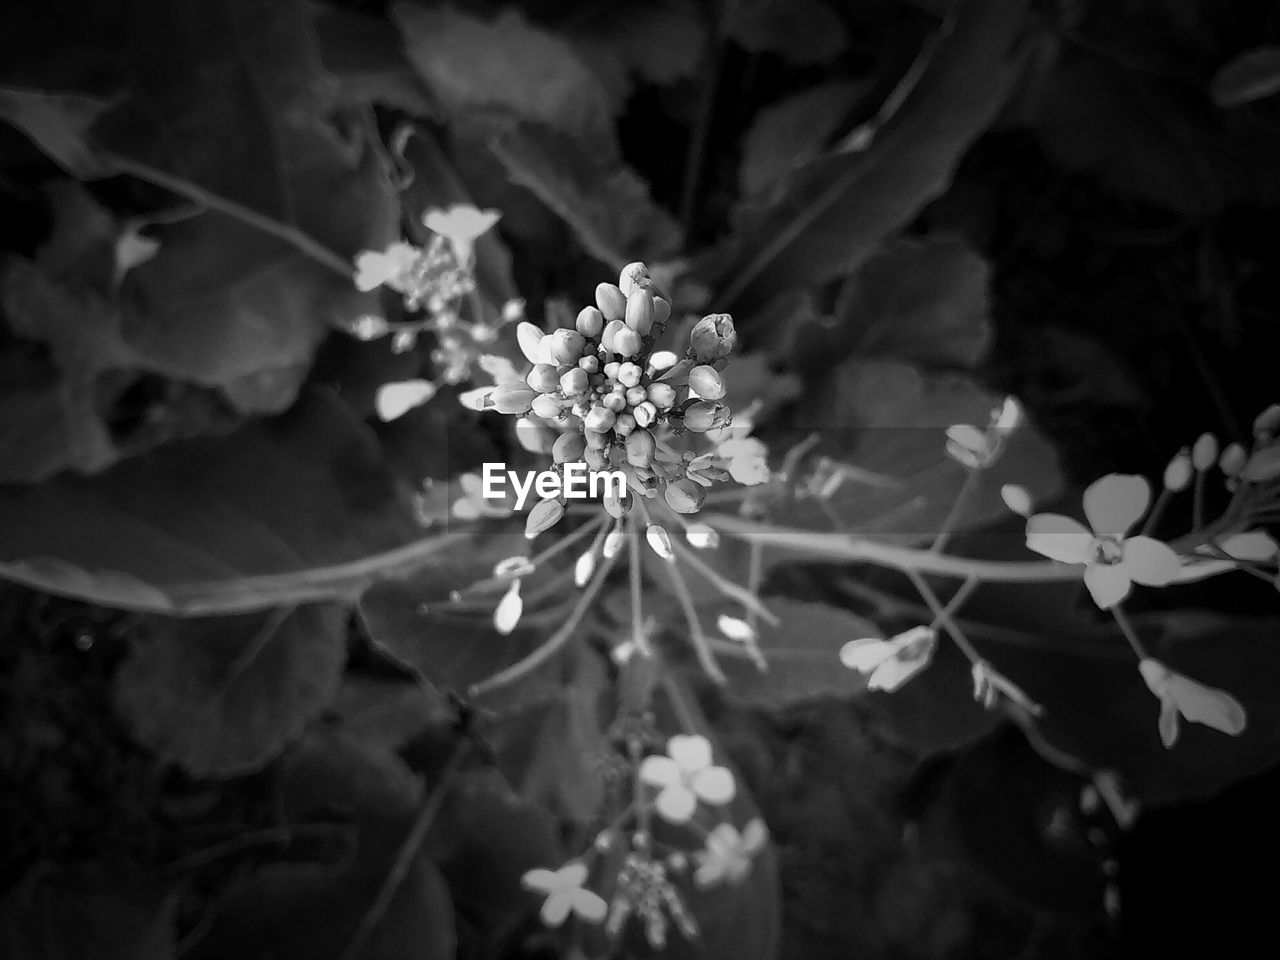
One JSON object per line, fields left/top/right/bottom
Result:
{"left": 655, "top": 785, "right": 697, "bottom": 824}
{"left": 521, "top": 868, "right": 560, "bottom": 893}
{"left": 556, "top": 861, "right": 589, "bottom": 889}
{"left": 1219, "top": 531, "right": 1279, "bottom": 562}
{"left": 1121, "top": 536, "right": 1181, "bottom": 586}
{"left": 741, "top": 818, "right": 769, "bottom": 853}
{"left": 1166, "top": 675, "right": 1247, "bottom": 737}
{"left": 667, "top": 734, "right": 713, "bottom": 773}
{"left": 1024, "top": 514, "right": 1094, "bottom": 564}
{"left": 540, "top": 891, "right": 573, "bottom": 928}
{"left": 375, "top": 379, "right": 437, "bottom": 422}
{"left": 1083, "top": 563, "right": 1131, "bottom": 608}
{"left": 638, "top": 755, "right": 681, "bottom": 788}
{"left": 571, "top": 889, "right": 608, "bottom": 923}
{"left": 839, "top": 637, "right": 893, "bottom": 673}
{"left": 692, "top": 766, "right": 736, "bottom": 806}
{"left": 1084, "top": 474, "right": 1150, "bottom": 536}
{"left": 867, "top": 649, "right": 932, "bottom": 692}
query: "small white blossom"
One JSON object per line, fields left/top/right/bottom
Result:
{"left": 693, "top": 819, "right": 768, "bottom": 888}
{"left": 521, "top": 861, "right": 607, "bottom": 927}
{"left": 374, "top": 379, "right": 437, "bottom": 421}
{"left": 639, "top": 734, "right": 736, "bottom": 824}
{"left": 354, "top": 241, "right": 419, "bottom": 293}
{"left": 423, "top": 204, "right": 501, "bottom": 265}
{"left": 1138, "top": 659, "right": 1246, "bottom": 748}
{"left": 839, "top": 626, "right": 936, "bottom": 692}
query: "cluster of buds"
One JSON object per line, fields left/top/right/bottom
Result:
{"left": 473, "top": 261, "right": 740, "bottom": 536}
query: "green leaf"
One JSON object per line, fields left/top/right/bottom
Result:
{"left": 0, "top": 391, "right": 463, "bottom": 614}
{"left": 740, "top": 81, "right": 862, "bottom": 199}
{"left": 713, "top": 0, "right": 1029, "bottom": 310}
{"left": 0, "top": 87, "right": 114, "bottom": 177}
{"left": 489, "top": 123, "right": 681, "bottom": 270}
{"left": 721, "top": 598, "right": 878, "bottom": 708}
{"left": 313, "top": 7, "right": 433, "bottom": 114}
{"left": 392, "top": 3, "right": 613, "bottom": 145}
{"left": 1210, "top": 47, "right": 1280, "bottom": 108}
{"left": 113, "top": 603, "right": 348, "bottom": 777}
{"left": 0, "top": 867, "right": 177, "bottom": 960}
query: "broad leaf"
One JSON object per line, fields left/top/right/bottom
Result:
{"left": 728, "top": 0, "right": 847, "bottom": 65}
{"left": 740, "top": 81, "right": 863, "bottom": 199}
{"left": 114, "top": 603, "right": 348, "bottom": 777}
{"left": 1210, "top": 47, "right": 1280, "bottom": 108}
{"left": 712, "top": 0, "right": 1029, "bottom": 310}
{"left": 0, "top": 87, "right": 114, "bottom": 177}
{"left": 721, "top": 598, "right": 878, "bottom": 709}
{"left": 0, "top": 391, "right": 462, "bottom": 614}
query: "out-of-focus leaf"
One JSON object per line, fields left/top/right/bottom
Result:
{"left": 0, "top": 867, "right": 177, "bottom": 960}
{"left": 713, "top": 0, "right": 1029, "bottom": 310}
{"left": 313, "top": 7, "right": 433, "bottom": 114}
{"left": 331, "top": 675, "right": 454, "bottom": 753}
{"left": 721, "top": 599, "right": 877, "bottom": 708}
{"left": 836, "top": 236, "right": 992, "bottom": 370}
{"left": 1033, "top": 51, "right": 1280, "bottom": 215}
{"left": 0, "top": 391, "right": 461, "bottom": 614}
{"left": 569, "top": 0, "right": 705, "bottom": 106}
{"left": 490, "top": 123, "right": 681, "bottom": 270}
{"left": 114, "top": 603, "right": 347, "bottom": 777}
{"left": 728, "top": 0, "right": 846, "bottom": 65}
{"left": 0, "top": 364, "right": 115, "bottom": 483}
{"left": 392, "top": 3, "right": 613, "bottom": 145}
{"left": 1211, "top": 47, "right": 1280, "bottom": 108}
{"left": 740, "top": 81, "right": 862, "bottom": 199}
{"left": 0, "top": 87, "right": 114, "bottom": 177}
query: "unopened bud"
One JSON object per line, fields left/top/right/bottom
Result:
{"left": 645, "top": 524, "right": 675, "bottom": 561}
{"left": 1253, "top": 404, "right": 1280, "bottom": 439}
{"left": 584, "top": 406, "right": 616, "bottom": 433}
{"left": 576, "top": 305, "right": 604, "bottom": 338}
{"left": 1220, "top": 442, "right": 1246, "bottom": 477}
{"left": 574, "top": 550, "right": 596, "bottom": 587}
{"left": 530, "top": 393, "right": 565, "bottom": 420}
{"left": 1191, "top": 433, "right": 1219, "bottom": 472}
{"left": 687, "top": 364, "right": 725, "bottom": 400}
{"left": 647, "top": 383, "right": 677, "bottom": 409}
{"left": 618, "top": 363, "right": 642, "bottom": 388}
{"left": 516, "top": 322, "right": 544, "bottom": 364}
{"left": 1000, "top": 483, "right": 1033, "bottom": 517}
{"left": 515, "top": 417, "right": 550, "bottom": 453}
{"left": 684, "top": 523, "right": 719, "bottom": 549}
{"left": 526, "top": 363, "right": 560, "bottom": 393}
{"left": 603, "top": 528, "right": 625, "bottom": 559}
{"left": 625, "top": 288, "right": 654, "bottom": 335}
{"left": 494, "top": 581, "right": 522, "bottom": 635}
{"left": 549, "top": 329, "right": 586, "bottom": 364}
{"left": 1163, "top": 448, "right": 1192, "bottom": 491}
{"left": 619, "top": 261, "right": 650, "bottom": 297}
{"left": 613, "top": 412, "right": 636, "bottom": 437}
{"left": 596, "top": 282, "right": 627, "bottom": 322}
{"left": 626, "top": 429, "right": 656, "bottom": 467}
{"left": 600, "top": 319, "right": 625, "bottom": 353}
{"left": 1243, "top": 446, "right": 1280, "bottom": 482}
{"left": 689, "top": 313, "right": 736, "bottom": 363}
{"left": 491, "top": 383, "right": 536, "bottom": 415}
{"left": 684, "top": 400, "right": 727, "bottom": 433}
{"left": 552, "top": 433, "right": 585, "bottom": 464}
{"left": 633, "top": 401, "right": 657, "bottom": 428}
{"left": 560, "top": 367, "right": 588, "bottom": 396}
{"left": 613, "top": 328, "right": 643, "bottom": 358}
{"left": 652, "top": 297, "right": 671, "bottom": 327}
{"left": 525, "top": 498, "right": 564, "bottom": 538}
{"left": 664, "top": 478, "right": 705, "bottom": 514}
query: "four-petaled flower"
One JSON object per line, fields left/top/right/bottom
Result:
{"left": 639, "top": 734, "right": 736, "bottom": 824}
{"left": 693, "top": 819, "right": 768, "bottom": 889}
{"left": 1138, "top": 659, "right": 1246, "bottom": 748}
{"left": 521, "top": 861, "right": 607, "bottom": 928}
{"left": 354, "top": 241, "right": 419, "bottom": 293}
{"left": 423, "top": 204, "right": 501, "bottom": 265}
{"left": 839, "top": 626, "right": 936, "bottom": 692}
{"left": 1024, "top": 474, "right": 1181, "bottom": 609}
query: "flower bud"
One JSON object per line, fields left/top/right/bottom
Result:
{"left": 645, "top": 524, "right": 675, "bottom": 561}
{"left": 625, "top": 385, "right": 648, "bottom": 406}
{"left": 687, "top": 364, "right": 725, "bottom": 400}
{"left": 1253, "top": 403, "right": 1280, "bottom": 439}
{"left": 652, "top": 297, "right": 671, "bottom": 327}
{"left": 625, "top": 288, "right": 654, "bottom": 335}
{"left": 1163, "top": 448, "right": 1192, "bottom": 491}
{"left": 516, "top": 322, "right": 544, "bottom": 364}
{"left": 584, "top": 406, "right": 616, "bottom": 433}
{"left": 493, "top": 581, "right": 522, "bottom": 634}
{"left": 1243, "top": 446, "right": 1280, "bottom": 482}
{"left": 552, "top": 433, "right": 586, "bottom": 464}
{"left": 515, "top": 417, "right": 550, "bottom": 453}
{"left": 613, "top": 412, "right": 636, "bottom": 437}
{"left": 560, "top": 367, "right": 588, "bottom": 396}
{"left": 626, "top": 429, "right": 656, "bottom": 467}
{"left": 603, "top": 360, "right": 621, "bottom": 380}
{"left": 1000, "top": 484, "right": 1032, "bottom": 517}
{"left": 549, "top": 329, "right": 586, "bottom": 364}
{"left": 649, "top": 350, "right": 678, "bottom": 371}
{"left": 633, "top": 401, "right": 657, "bottom": 427}
{"left": 664, "top": 478, "right": 705, "bottom": 514}
{"left": 525, "top": 497, "right": 564, "bottom": 538}
{"left": 617, "top": 363, "right": 641, "bottom": 388}
{"left": 684, "top": 522, "right": 719, "bottom": 549}
{"left": 600, "top": 319, "right": 625, "bottom": 353}
{"left": 1191, "top": 433, "right": 1218, "bottom": 472}
{"left": 596, "top": 282, "right": 627, "bottom": 322}
{"left": 1220, "top": 442, "right": 1246, "bottom": 477}
{"left": 647, "top": 382, "right": 677, "bottom": 409}
{"left": 491, "top": 383, "right": 536, "bottom": 414}
{"left": 689, "top": 313, "right": 736, "bottom": 363}
{"left": 526, "top": 363, "right": 560, "bottom": 393}
{"left": 530, "top": 393, "right": 565, "bottom": 420}
{"left": 576, "top": 305, "right": 604, "bottom": 338}
{"left": 619, "top": 261, "right": 650, "bottom": 297}
{"left": 684, "top": 400, "right": 727, "bottom": 433}
{"left": 584, "top": 446, "right": 608, "bottom": 470}
{"left": 603, "top": 486, "right": 631, "bottom": 518}
{"left": 613, "top": 328, "right": 643, "bottom": 358}
{"left": 578, "top": 355, "right": 599, "bottom": 374}
{"left": 574, "top": 549, "right": 596, "bottom": 587}
{"left": 603, "top": 528, "right": 625, "bottom": 559}
{"left": 604, "top": 393, "right": 627, "bottom": 413}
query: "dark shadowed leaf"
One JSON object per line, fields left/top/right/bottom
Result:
{"left": 0, "top": 87, "right": 114, "bottom": 177}
{"left": 713, "top": 0, "right": 1029, "bottom": 310}
{"left": 313, "top": 7, "right": 433, "bottom": 114}
{"left": 740, "top": 81, "right": 863, "bottom": 199}
{"left": 0, "top": 867, "right": 177, "bottom": 960}
{"left": 728, "top": 0, "right": 846, "bottom": 65}
{"left": 0, "top": 391, "right": 460, "bottom": 614}
{"left": 331, "top": 675, "right": 455, "bottom": 753}
{"left": 114, "top": 603, "right": 348, "bottom": 777}
{"left": 1211, "top": 47, "right": 1280, "bottom": 108}
{"left": 490, "top": 123, "right": 681, "bottom": 270}
{"left": 721, "top": 598, "right": 877, "bottom": 708}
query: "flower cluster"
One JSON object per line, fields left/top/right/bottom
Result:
{"left": 467, "top": 261, "right": 742, "bottom": 536}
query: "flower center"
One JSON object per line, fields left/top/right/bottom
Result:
{"left": 1092, "top": 536, "right": 1125, "bottom": 565}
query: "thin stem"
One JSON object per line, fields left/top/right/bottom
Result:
{"left": 905, "top": 569, "right": 983, "bottom": 663}
{"left": 1140, "top": 488, "right": 1172, "bottom": 537}
{"left": 339, "top": 745, "right": 468, "bottom": 960}
{"left": 628, "top": 515, "right": 651, "bottom": 656}
{"left": 661, "top": 671, "right": 702, "bottom": 734}
{"left": 931, "top": 468, "right": 981, "bottom": 553}
{"left": 745, "top": 537, "right": 763, "bottom": 633}
{"left": 460, "top": 515, "right": 606, "bottom": 594}
{"left": 468, "top": 548, "right": 618, "bottom": 697}
{"left": 1192, "top": 468, "right": 1206, "bottom": 532}
{"left": 100, "top": 151, "right": 355, "bottom": 278}
{"left": 670, "top": 538, "right": 779, "bottom": 626}
{"left": 678, "top": 0, "right": 737, "bottom": 238}
{"left": 662, "top": 554, "right": 727, "bottom": 685}
{"left": 1110, "top": 604, "right": 1149, "bottom": 661}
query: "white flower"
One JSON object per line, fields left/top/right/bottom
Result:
{"left": 354, "top": 241, "right": 419, "bottom": 293}
{"left": 521, "top": 861, "right": 607, "bottom": 927}
{"left": 423, "top": 204, "right": 501, "bottom": 265}
{"left": 945, "top": 396, "right": 1023, "bottom": 469}
{"left": 452, "top": 472, "right": 514, "bottom": 520}
{"left": 1138, "top": 659, "right": 1246, "bottom": 748}
{"left": 839, "top": 626, "right": 936, "bottom": 692}
{"left": 374, "top": 379, "right": 437, "bottom": 421}
{"left": 693, "top": 819, "right": 768, "bottom": 888}
{"left": 1172, "top": 530, "right": 1280, "bottom": 583}
{"left": 719, "top": 437, "right": 771, "bottom": 485}
{"left": 1024, "top": 474, "right": 1181, "bottom": 609}
{"left": 639, "top": 734, "right": 736, "bottom": 824}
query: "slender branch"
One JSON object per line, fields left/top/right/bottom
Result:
{"left": 661, "top": 553, "right": 727, "bottom": 684}
{"left": 628, "top": 516, "right": 651, "bottom": 656}
{"left": 339, "top": 746, "right": 468, "bottom": 960}
{"left": 100, "top": 151, "right": 356, "bottom": 278}
{"left": 904, "top": 569, "right": 983, "bottom": 663}
{"left": 1110, "top": 604, "right": 1149, "bottom": 660}
{"left": 930, "top": 468, "right": 981, "bottom": 553}
{"left": 670, "top": 538, "right": 779, "bottom": 625}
